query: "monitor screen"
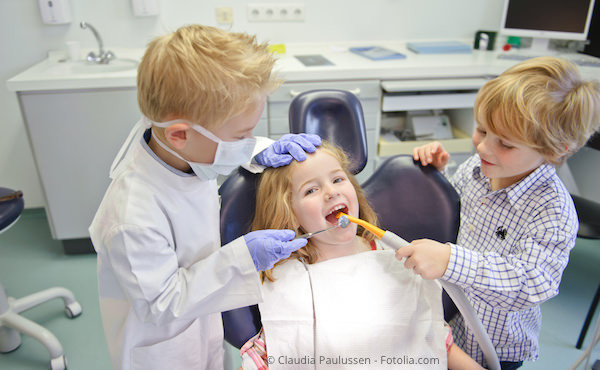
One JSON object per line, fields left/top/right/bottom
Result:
{"left": 501, "top": 0, "right": 596, "bottom": 41}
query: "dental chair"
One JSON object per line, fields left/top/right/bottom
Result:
{"left": 0, "top": 187, "right": 82, "bottom": 370}
{"left": 220, "top": 90, "right": 500, "bottom": 369}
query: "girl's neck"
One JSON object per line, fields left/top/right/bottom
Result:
{"left": 313, "top": 236, "right": 371, "bottom": 263}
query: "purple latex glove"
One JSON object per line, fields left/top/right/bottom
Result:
{"left": 244, "top": 229, "right": 307, "bottom": 271}
{"left": 255, "top": 133, "right": 322, "bottom": 168}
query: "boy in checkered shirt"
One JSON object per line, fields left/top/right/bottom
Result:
{"left": 401, "top": 57, "right": 600, "bottom": 369}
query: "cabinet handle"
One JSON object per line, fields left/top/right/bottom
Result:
{"left": 289, "top": 87, "right": 362, "bottom": 98}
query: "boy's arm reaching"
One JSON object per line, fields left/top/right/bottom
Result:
{"left": 396, "top": 239, "right": 451, "bottom": 280}
{"left": 245, "top": 134, "right": 322, "bottom": 173}
{"left": 102, "top": 225, "right": 264, "bottom": 325}
{"left": 397, "top": 188, "right": 577, "bottom": 311}
{"left": 441, "top": 205, "right": 576, "bottom": 311}
{"left": 254, "top": 133, "right": 322, "bottom": 168}
{"left": 413, "top": 141, "right": 450, "bottom": 170}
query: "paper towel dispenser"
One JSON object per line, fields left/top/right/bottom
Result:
{"left": 38, "top": 0, "right": 71, "bottom": 25}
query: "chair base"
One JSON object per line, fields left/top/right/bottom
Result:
{"left": 0, "top": 325, "right": 21, "bottom": 352}
{"left": 0, "top": 284, "right": 81, "bottom": 370}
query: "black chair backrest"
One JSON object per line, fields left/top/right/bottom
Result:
{"left": 0, "top": 187, "right": 24, "bottom": 231}
{"left": 219, "top": 168, "right": 263, "bottom": 348}
{"left": 362, "top": 155, "right": 460, "bottom": 244}
{"left": 289, "top": 89, "right": 367, "bottom": 175}
{"left": 571, "top": 194, "right": 600, "bottom": 239}
{"left": 220, "top": 168, "right": 260, "bottom": 246}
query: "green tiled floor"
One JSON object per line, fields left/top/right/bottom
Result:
{"left": 0, "top": 209, "right": 599, "bottom": 369}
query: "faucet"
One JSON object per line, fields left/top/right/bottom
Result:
{"left": 80, "top": 22, "right": 115, "bottom": 64}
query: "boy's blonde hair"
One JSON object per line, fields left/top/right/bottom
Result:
{"left": 474, "top": 56, "right": 600, "bottom": 165}
{"left": 253, "top": 142, "right": 378, "bottom": 282}
{"left": 137, "top": 24, "right": 281, "bottom": 129}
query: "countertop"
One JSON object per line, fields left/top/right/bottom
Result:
{"left": 7, "top": 41, "right": 600, "bottom": 92}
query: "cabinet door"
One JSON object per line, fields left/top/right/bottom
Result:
{"left": 19, "top": 88, "right": 140, "bottom": 239}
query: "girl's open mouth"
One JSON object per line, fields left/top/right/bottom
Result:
{"left": 325, "top": 205, "right": 348, "bottom": 225}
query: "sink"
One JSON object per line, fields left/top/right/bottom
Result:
{"left": 44, "top": 58, "right": 139, "bottom": 75}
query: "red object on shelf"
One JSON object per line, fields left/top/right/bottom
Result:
{"left": 503, "top": 44, "right": 512, "bottom": 51}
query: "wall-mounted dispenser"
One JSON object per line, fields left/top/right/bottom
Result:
{"left": 38, "top": 0, "right": 72, "bottom": 25}
{"left": 132, "top": 0, "right": 159, "bottom": 17}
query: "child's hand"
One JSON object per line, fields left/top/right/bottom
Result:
{"left": 395, "top": 239, "right": 451, "bottom": 280}
{"left": 413, "top": 141, "right": 450, "bottom": 170}
{"left": 244, "top": 229, "right": 307, "bottom": 271}
{"left": 255, "top": 134, "right": 322, "bottom": 168}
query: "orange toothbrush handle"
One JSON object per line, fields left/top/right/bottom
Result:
{"left": 336, "top": 213, "right": 385, "bottom": 239}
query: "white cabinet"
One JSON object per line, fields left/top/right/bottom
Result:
{"left": 267, "top": 80, "right": 381, "bottom": 183}
{"left": 17, "top": 88, "right": 140, "bottom": 252}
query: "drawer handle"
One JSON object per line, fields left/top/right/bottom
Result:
{"left": 289, "top": 88, "right": 362, "bottom": 98}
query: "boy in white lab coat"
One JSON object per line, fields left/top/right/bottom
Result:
{"left": 89, "top": 24, "right": 320, "bottom": 370}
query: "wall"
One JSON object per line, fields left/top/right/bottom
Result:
{"left": 1, "top": 0, "right": 504, "bottom": 208}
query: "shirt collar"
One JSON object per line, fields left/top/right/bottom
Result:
{"left": 505, "top": 163, "right": 556, "bottom": 207}
{"left": 471, "top": 154, "right": 556, "bottom": 208}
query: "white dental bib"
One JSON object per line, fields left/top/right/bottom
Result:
{"left": 259, "top": 249, "right": 448, "bottom": 369}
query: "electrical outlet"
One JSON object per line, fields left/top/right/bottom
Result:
{"left": 216, "top": 7, "right": 233, "bottom": 24}
{"left": 247, "top": 3, "right": 304, "bottom": 22}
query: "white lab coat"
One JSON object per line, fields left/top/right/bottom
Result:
{"left": 89, "top": 130, "right": 269, "bottom": 370}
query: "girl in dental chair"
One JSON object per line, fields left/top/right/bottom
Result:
{"left": 240, "top": 142, "right": 482, "bottom": 369}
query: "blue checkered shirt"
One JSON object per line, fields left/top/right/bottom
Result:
{"left": 442, "top": 154, "right": 578, "bottom": 365}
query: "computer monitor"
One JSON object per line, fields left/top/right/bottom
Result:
{"left": 500, "top": 0, "right": 596, "bottom": 52}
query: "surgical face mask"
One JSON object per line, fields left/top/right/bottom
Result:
{"left": 149, "top": 117, "right": 257, "bottom": 181}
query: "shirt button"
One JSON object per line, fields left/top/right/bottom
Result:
{"left": 468, "top": 224, "right": 476, "bottom": 231}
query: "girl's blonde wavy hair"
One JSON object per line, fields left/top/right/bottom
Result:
{"left": 474, "top": 56, "right": 600, "bottom": 166}
{"left": 253, "top": 142, "right": 379, "bottom": 282}
{"left": 137, "top": 24, "right": 282, "bottom": 129}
